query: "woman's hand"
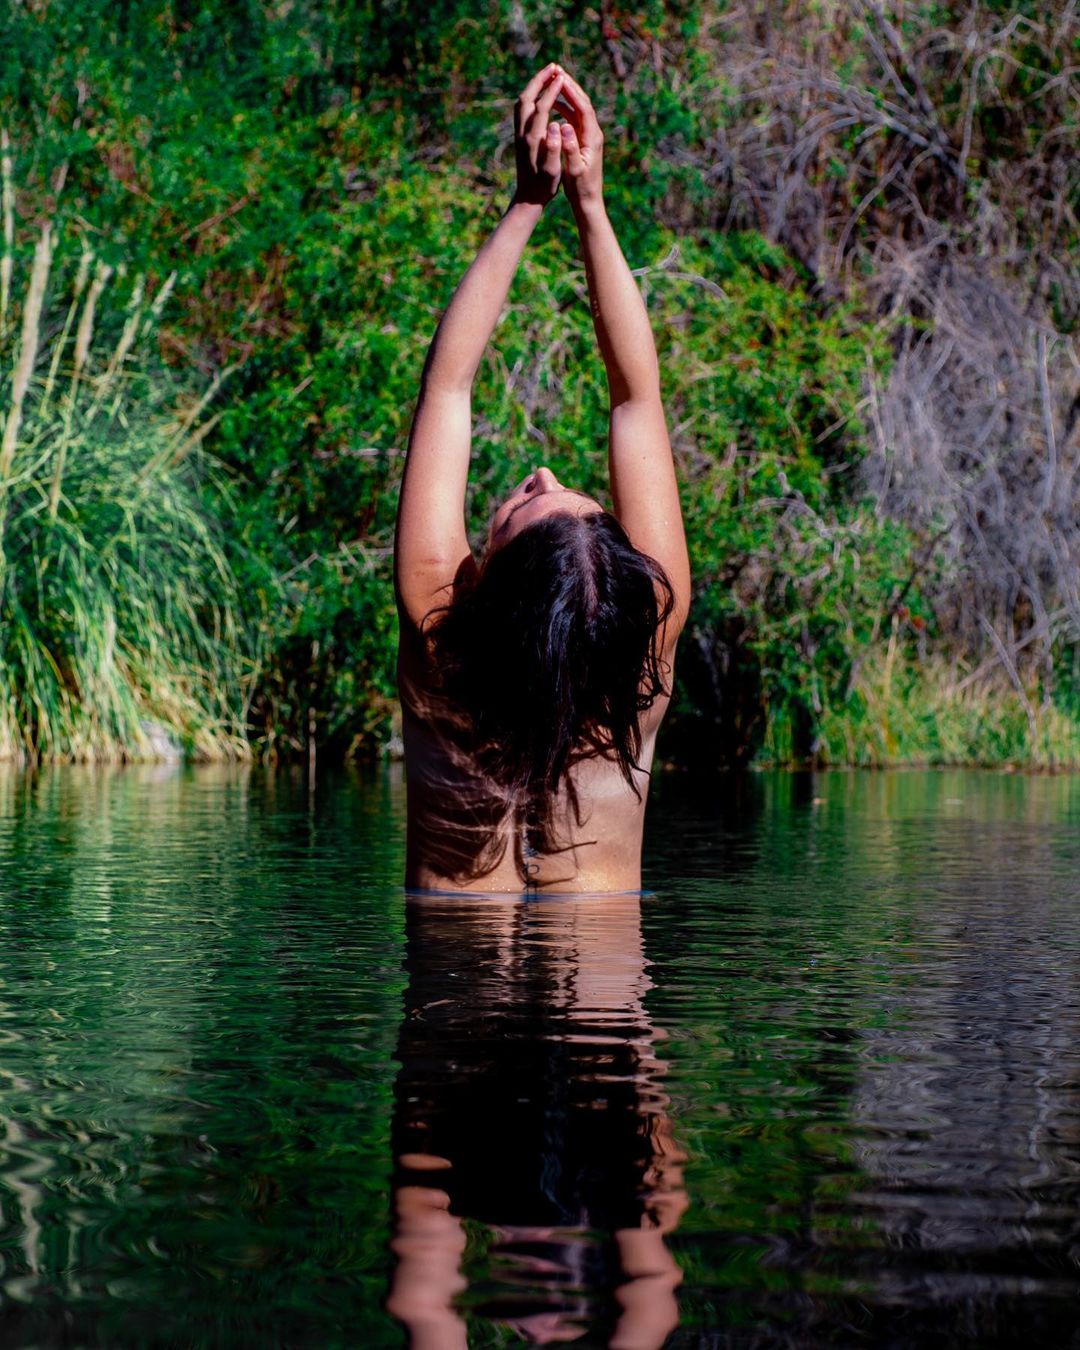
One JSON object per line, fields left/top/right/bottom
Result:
{"left": 554, "top": 71, "right": 604, "bottom": 211}
{"left": 513, "top": 64, "right": 566, "bottom": 207}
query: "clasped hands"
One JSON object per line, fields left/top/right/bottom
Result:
{"left": 514, "top": 63, "right": 604, "bottom": 210}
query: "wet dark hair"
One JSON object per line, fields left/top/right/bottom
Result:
{"left": 421, "top": 510, "right": 674, "bottom": 880}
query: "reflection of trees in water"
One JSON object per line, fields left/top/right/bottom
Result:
{"left": 0, "top": 764, "right": 408, "bottom": 1341}
{"left": 639, "top": 773, "right": 1080, "bottom": 1345}
{"left": 848, "top": 812, "right": 1080, "bottom": 1316}
{"left": 387, "top": 894, "right": 686, "bottom": 1347}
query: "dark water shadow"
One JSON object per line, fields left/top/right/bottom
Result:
{"left": 386, "top": 892, "right": 687, "bottom": 1347}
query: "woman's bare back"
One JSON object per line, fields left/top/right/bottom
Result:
{"left": 401, "top": 646, "right": 668, "bottom": 893}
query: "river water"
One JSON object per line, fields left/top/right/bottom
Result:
{"left": 0, "top": 765, "right": 1077, "bottom": 1347}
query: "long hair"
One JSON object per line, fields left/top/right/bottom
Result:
{"left": 420, "top": 510, "right": 674, "bottom": 880}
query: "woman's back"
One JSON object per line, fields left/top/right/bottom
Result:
{"left": 401, "top": 641, "right": 671, "bottom": 892}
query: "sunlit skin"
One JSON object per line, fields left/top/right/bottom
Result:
{"left": 487, "top": 465, "right": 603, "bottom": 547}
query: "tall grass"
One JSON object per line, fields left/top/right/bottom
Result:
{"left": 0, "top": 173, "right": 251, "bottom": 761}
{"left": 760, "top": 654, "right": 1080, "bottom": 770}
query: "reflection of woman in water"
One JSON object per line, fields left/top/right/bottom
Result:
{"left": 394, "top": 64, "right": 690, "bottom": 892}
{"left": 386, "top": 894, "right": 687, "bottom": 1347}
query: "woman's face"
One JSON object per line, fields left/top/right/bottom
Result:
{"left": 487, "top": 466, "right": 602, "bottom": 548}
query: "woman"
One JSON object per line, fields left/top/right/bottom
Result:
{"left": 395, "top": 64, "right": 690, "bottom": 893}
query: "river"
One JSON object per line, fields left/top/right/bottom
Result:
{"left": 0, "top": 765, "right": 1077, "bottom": 1346}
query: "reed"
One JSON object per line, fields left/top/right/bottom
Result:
{"left": 797, "top": 654, "right": 1080, "bottom": 770}
{"left": 0, "top": 128, "right": 12, "bottom": 341}
{"left": 0, "top": 206, "right": 251, "bottom": 762}
{"left": 0, "top": 219, "right": 52, "bottom": 487}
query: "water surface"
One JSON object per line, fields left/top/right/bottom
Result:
{"left": 0, "top": 765, "right": 1078, "bottom": 1346}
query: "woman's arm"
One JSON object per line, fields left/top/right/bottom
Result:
{"left": 558, "top": 74, "right": 691, "bottom": 648}
{"left": 395, "top": 65, "right": 566, "bottom": 630}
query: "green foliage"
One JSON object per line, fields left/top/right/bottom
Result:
{"left": 638, "top": 235, "right": 908, "bottom": 762}
{"left": 2, "top": 0, "right": 1075, "bottom": 764}
{"left": 0, "top": 243, "right": 250, "bottom": 761}
{"left": 816, "top": 653, "right": 1080, "bottom": 769}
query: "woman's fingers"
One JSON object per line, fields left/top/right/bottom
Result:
{"left": 515, "top": 62, "right": 558, "bottom": 133}
{"left": 511, "top": 61, "right": 599, "bottom": 205}
{"left": 521, "top": 63, "right": 557, "bottom": 103}
{"left": 554, "top": 70, "right": 602, "bottom": 144}
{"left": 540, "top": 123, "right": 562, "bottom": 179}
{"left": 553, "top": 81, "right": 586, "bottom": 127}
{"left": 527, "top": 71, "right": 565, "bottom": 148}
{"left": 560, "top": 122, "right": 584, "bottom": 175}
{"left": 513, "top": 64, "right": 569, "bottom": 204}
{"left": 551, "top": 95, "right": 584, "bottom": 140}
{"left": 558, "top": 69, "right": 594, "bottom": 113}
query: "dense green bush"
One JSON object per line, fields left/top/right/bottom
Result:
{"left": 210, "top": 153, "right": 904, "bottom": 759}
{"left": 1, "top": 0, "right": 1075, "bottom": 764}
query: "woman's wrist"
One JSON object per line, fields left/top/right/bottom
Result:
{"left": 507, "top": 193, "right": 547, "bottom": 222}
{"left": 570, "top": 192, "right": 608, "bottom": 229}
{"left": 499, "top": 195, "right": 546, "bottom": 253}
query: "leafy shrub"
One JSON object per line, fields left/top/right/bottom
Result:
{"left": 4, "top": 0, "right": 1076, "bottom": 765}
{"left": 0, "top": 229, "right": 250, "bottom": 760}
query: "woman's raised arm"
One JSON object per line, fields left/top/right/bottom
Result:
{"left": 558, "top": 72, "right": 690, "bottom": 649}
{"left": 394, "top": 65, "right": 566, "bottom": 630}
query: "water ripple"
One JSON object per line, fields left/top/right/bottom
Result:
{"left": 0, "top": 766, "right": 1077, "bottom": 1345}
